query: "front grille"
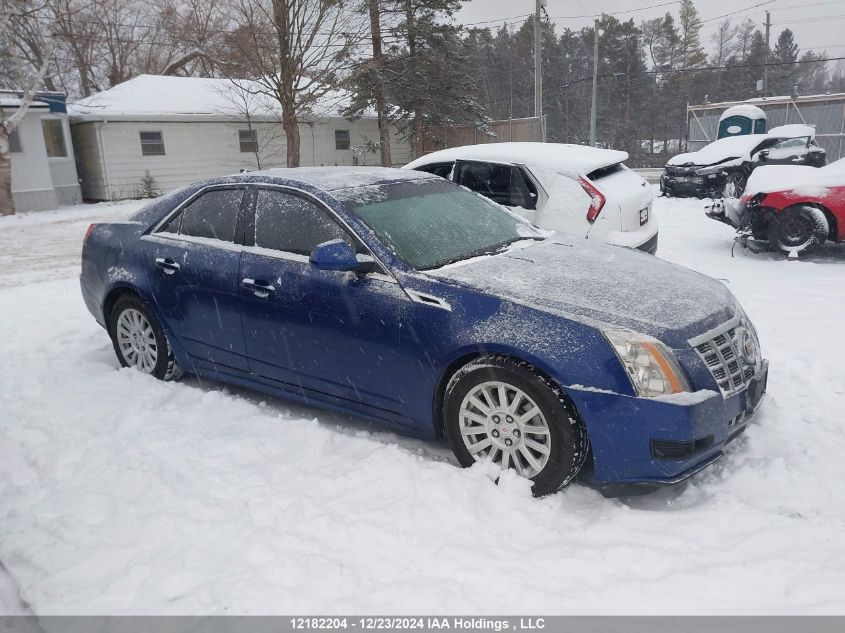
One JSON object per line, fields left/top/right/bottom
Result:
{"left": 665, "top": 165, "right": 695, "bottom": 177}
{"left": 691, "top": 319, "right": 759, "bottom": 396}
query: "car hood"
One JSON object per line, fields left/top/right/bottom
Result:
{"left": 667, "top": 134, "right": 770, "bottom": 167}
{"left": 426, "top": 237, "right": 736, "bottom": 348}
{"left": 745, "top": 161, "right": 844, "bottom": 198}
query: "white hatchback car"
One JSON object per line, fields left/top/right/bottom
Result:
{"left": 404, "top": 142, "right": 658, "bottom": 253}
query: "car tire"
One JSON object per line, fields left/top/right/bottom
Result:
{"left": 108, "top": 295, "right": 182, "bottom": 381}
{"left": 443, "top": 355, "right": 588, "bottom": 497}
{"left": 723, "top": 171, "right": 747, "bottom": 198}
{"left": 767, "top": 205, "right": 828, "bottom": 255}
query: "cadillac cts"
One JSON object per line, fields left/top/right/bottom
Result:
{"left": 80, "top": 167, "right": 768, "bottom": 497}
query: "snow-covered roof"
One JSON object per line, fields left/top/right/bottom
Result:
{"left": 405, "top": 142, "right": 629, "bottom": 175}
{"left": 719, "top": 104, "right": 766, "bottom": 122}
{"left": 768, "top": 124, "right": 816, "bottom": 139}
{"left": 0, "top": 91, "right": 50, "bottom": 110}
{"left": 68, "top": 74, "right": 371, "bottom": 121}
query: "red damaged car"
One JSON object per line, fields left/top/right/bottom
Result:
{"left": 737, "top": 158, "right": 845, "bottom": 255}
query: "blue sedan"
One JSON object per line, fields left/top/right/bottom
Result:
{"left": 80, "top": 167, "right": 768, "bottom": 496}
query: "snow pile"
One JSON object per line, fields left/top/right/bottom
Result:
{"left": 1, "top": 195, "right": 845, "bottom": 614}
{"left": 767, "top": 124, "right": 816, "bottom": 139}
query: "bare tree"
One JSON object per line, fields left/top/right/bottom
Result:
{"left": 227, "top": 0, "right": 365, "bottom": 167}
{"left": 710, "top": 18, "right": 738, "bottom": 98}
{"left": 1, "top": 0, "right": 58, "bottom": 216}
{"left": 366, "top": 0, "right": 391, "bottom": 166}
{"left": 214, "top": 80, "right": 284, "bottom": 170}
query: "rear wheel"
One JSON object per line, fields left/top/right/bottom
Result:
{"left": 767, "top": 205, "right": 828, "bottom": 255}
{"left": 109, "top": 295, "right": 182, "bottom": 381}
{"left": 443, "top": 355, "right": 588, "bottom": 497}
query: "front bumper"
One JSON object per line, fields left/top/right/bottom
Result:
{"left": 661, "top": 172, "right": 724, "bottom": 198}
{"left": 571, "top": 360, "right": 768, "bottom": 496}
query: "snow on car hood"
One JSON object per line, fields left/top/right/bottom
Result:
{"left": 427, "top": 237, "right": 735, "bottom": 346}
{"left": 667, "top": 135, "right": 770, "bottom": 167}
{"left": 745, "top": 158, "right": 845, "bottom": 197}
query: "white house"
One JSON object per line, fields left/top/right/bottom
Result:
{"left": 68, "top": 75, "right": 413, "bottom": 201}
{"left": 1, "top": 90, "right": 82, "bottom": 211}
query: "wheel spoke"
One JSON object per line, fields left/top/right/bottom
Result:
{"left": 523, "top": 423, "right": 549, "bottom": 436}
{"left": 467, "top": 437, "right": 492, "bottom": 455}
{"left": 467, "top": 394, "right": 491, "bottom": 415}
{"left": 524, "top": 438, "right": 550, "bottom": 455}
{"left": 501, "top": 450, "right": 511, "bottom": 470}
{"left": 519, "top": 446, "right": 542, "bottom": 473}
{"left": 462, "top": 410, "right": 488, "bottom": 426}
{"left": 487, "top": 446, "right": 500, "bottom": 464}
{"left": 507, "top": 391, "right": 524, "bottom": 415}
{"left": 512, "top": 450, "right": 525, "bottom": 476}
{"left": 460, "top": 423, "right": 486, "bottom": 436}
{"left": 516, "top": 406, "right": 540, "bottom": 425}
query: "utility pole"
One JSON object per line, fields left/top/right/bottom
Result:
{"left": 763, "top": 10, "right": 771, "bottom": 97}
{"left": 534, "top": 0, "right": 543, "bottom": 140}
{"left": 590, "top": 19, "right": 599, "bottom": 146}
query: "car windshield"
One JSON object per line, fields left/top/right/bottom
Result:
{"left": 336, "top": 179, "right": 543, "bottom": 270}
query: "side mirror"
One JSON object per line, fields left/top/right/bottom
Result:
{"left": 309, "top": 239, "right": 377, "bottom": 274}
{"left": 758, "top": 149, "right": 769, "bottom": 161}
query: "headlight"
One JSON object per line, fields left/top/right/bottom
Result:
{"left": 603, "top": 330, "right": 692, "bottom": 397}
{"left": 695, "top": 165, "right": 726, "bottom": 176}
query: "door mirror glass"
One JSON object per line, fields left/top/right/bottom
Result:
{"left": 309, "top": 239, "right": 375, "bottom": 273}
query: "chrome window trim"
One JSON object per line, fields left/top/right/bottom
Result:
{"left": 148, "top": 182, "right": 400, "bottom": 285}
{"left": 142, "top": 232, "right": 243, "bottom": 253}
{"left": 687, "top": 314, "right": 741, "bottom": 348}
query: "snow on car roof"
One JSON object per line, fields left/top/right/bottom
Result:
{"left": 404, "top": 142, "right": 629, "bottom": 175}
{"left": 68, "top": 74, "right": 372, "bottom": 120}
{"left": 718, "top": 104, "right": 766, "bottom": 122}
{"left": 248, "top": 166, "right": 438, "bottom": 192}
{"left": 767, "top": 124, "right": 816, "bottom": 139}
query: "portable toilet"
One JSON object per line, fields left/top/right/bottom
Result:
{"left": 717, "top": 105, "right": 767, "bottom": 139}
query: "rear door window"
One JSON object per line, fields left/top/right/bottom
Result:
{"left": 159, "top": 188, "right": 244, "bottom": 242}
{"left": 414, "top": 162, "right": 454, "bottom": 179}
{"left": 254, "top": 189, "right": 363, "bottom": 256}
{"left": 455, "top": 161, "right": 535, "bottom": 209}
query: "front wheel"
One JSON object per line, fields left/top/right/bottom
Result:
{"left": 109, "top": 295, "right": 182, "bottom": 381}
{"left": 443, "top": 355, "right": 588, "bottom": 497}
{"left": 767, "top": 205, "right": 828, "bottom": 255}
{"left": 723, "top": 171, "right": 747, "bottom": 198}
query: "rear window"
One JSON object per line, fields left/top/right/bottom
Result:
{"left": 586, "top": 163, "right": 624, "bottom": 181}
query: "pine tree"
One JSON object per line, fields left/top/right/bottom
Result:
{"left": 770, "top": 28, "right": 800, "bottom": 95}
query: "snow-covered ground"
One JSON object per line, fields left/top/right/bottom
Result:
{"left": 1, "top": 193, "right": 845, "bottom": 615}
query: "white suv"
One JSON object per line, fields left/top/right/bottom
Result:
{"left": 404, "top": 142, "right": 658, "bottom": 253}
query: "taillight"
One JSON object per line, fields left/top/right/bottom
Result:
{"left": 83, "top": 224, "right": 96, "bottom": 250}
{"left": 579, "top": 177, "right": 606, "bottom": 223}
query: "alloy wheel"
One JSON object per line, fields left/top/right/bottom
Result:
{"left": 115, "top": 308, "right": 159, "bottom": 373}
{"left": 458, "top": 380, "right": 552, "bottom": 478}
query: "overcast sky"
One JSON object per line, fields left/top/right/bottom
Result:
{"left": 454, "top": 0, "right": 845, "bottom": 62}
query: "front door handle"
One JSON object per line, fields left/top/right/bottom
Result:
{"left": 242, "top": 277, "right": 275, "bottom": 298}
{"left": 155, "top": 257, "right": 180, "bottom": 275}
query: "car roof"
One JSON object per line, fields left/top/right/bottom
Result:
{"left": 404, "top": 142, "right": 629, "bottom": 175}
{"left": 237, "top": 166, "right": 438, "bottom": 192}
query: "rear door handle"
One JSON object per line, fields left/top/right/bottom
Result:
{"left": 242, "top": 277, "right": 275, "bottom": 298}
{"left": 155, "top": 257, "right": 180, "bottom": 275}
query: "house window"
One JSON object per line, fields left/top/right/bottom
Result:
{"left": 8, "top": 128, "right": 22, "bottom": 153}
{"left": 41, "top": 119, "right": 67, "bottom": 157}
{"left": 335, "top": 129, "right": 350, "bottom": 151}
{"left": 139, "top": 131, "right": 165, "bottom": 156}
{"left": 239, "top": 129, "right": 258, "bottom": 153}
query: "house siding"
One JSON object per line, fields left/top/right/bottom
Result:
{"left": 8, "top": 107, "right": 81, "bottom": 211}
{"left": 72, "top": 118, "right": 413, "bottom": 201}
